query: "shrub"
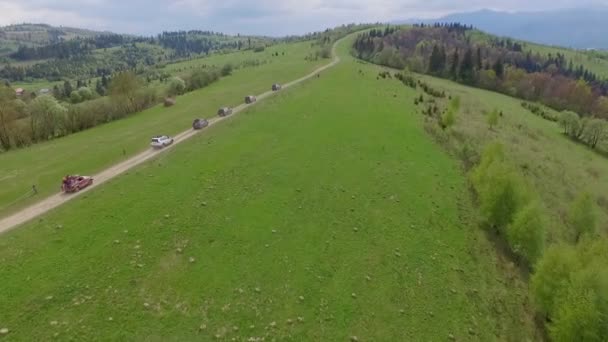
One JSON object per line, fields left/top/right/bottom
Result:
{"left": 531, "top": 244, "right": 579, "bottom": 316}
{"left": 559, "top": 111, "right": 581, "bottom": 137}
{"left": 506, "top": 202, "right": 546, "bottom": 266}
{"left": 221, "top": 63, "right": 233, "bottom": 76}
{"left": 70, "top": 91, "right": 82, "bottom": 104}
{"left": 487, "top": 109, "right": 499, "bottom": 129}
{"left": 77, "top": 87, "right": 93, "bottom": 101}
{"left": 567, "top": 192, "right": 597, "bottom": 243}
{"left": 167, "top": 76, "right": 186, "bottom": 97}
{"left": 440, "top": 109, "right": 455, "bottom": 130}
{"left": 471, "top": 143, "right": 530, "bottom": 231}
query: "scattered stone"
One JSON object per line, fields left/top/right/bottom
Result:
{"left": 50, "top": 321, "right": 58, "bottom": 326}
{"left": 265, "top": 244, "right": 270, "bottom": 248}
{"left": 468, "top": 328, "right": 476, "bottom": 335}
{"left": 299, "top": 296, "right": 305, "bottom": 301}
{"left": 202, "top": 202, "right": 207, "bottom": 207}
{"left": 144, "top": 302, "right": 150, "bottom": 308}
{"left": 271, "top": 230, "right": 277, "bottom": 234}
{"left": 189, "top": 257, "right": 196, "bottom": 263}
{"left": 297, "top": 317, "right": 304, "bottom": 323}
{"left": 123, "top": 230, "right": 128, "bottom": 234}
{"left": 199, "top": 324, "right": 207, "bottom": 330}
{"left": 108, "top": 317, "right": 113, "bottom": 321}
{"left": 448, "top": 333, "right": 456, "bottom": 340}
{"left": 286, "top": 319, "right": 293, "bottom": 325}
{"left": 0, "top": 328, "right": 8, "bottom": 335}
{"left": 394, "top": 252, "right": 401, "bottom": 257}
{"left": 399, "top": 309, "right": 405, "bottom": 315}
{"left": 365, "top": 275, "right": 372, "bottom": 281}
{"left": 113, "top": 240, "right": 120, "bottom": 244}
{"left": 45, "top": 295, "right": 54, "bottom": 300}
{"left": 353, "top": 227, "right": 359, "bottom": 232}
{"left": 134, "top": 245, "right": 141, "bottom": 250}
{"left": 269, "top": 321, "right": 276, "bottom": 328}
{"left": 249, "top": 325, "right": 255, "bottom": 329}
{"left": 351, "top": 293, "right": 357, "bottom": 299}
{"left": 255, "top": 287, "right": 261, "bottom": 293}
{"left": 176, "top": 248, "right": 183, "bottom": 254}
{"left": 164, "top": 214, "right": 170, "bottom": 219}
{"left": 233, "top": 326, "right": 239, "bottom": 331}
{"left": 428, "top": 311, "right": 434, "bottom": 317}
{"left": 56, "top": 224, "right": 63, "bottom": 229}
{"left": 350, "top": 336, "right": 359, "bottom": 342}
{"left": 137, "top": 264, "right": 144, "bottom": 268}
{"left": 450, "top": 288, "right": 457, "bottom": 294}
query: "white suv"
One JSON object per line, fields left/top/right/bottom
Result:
{"left": 151, "top": 135, "right": 174, "bottom": 148}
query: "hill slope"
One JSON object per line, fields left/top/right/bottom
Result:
{"left": 0, "top": 35, "right": 536, "bottom": 340}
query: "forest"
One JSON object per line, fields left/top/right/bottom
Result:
{"left": 0, "top": 31, "right": 267, "bottom": 82}
{"left": 353, "top": 24, "right": 608, "bottom": 121}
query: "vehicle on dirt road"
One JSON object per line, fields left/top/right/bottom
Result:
{"left": 245, "top": 95, "right": 257, "bottom": 104}
{"left": 61, "top": 175, "right": 93, "bottom": 193}
{"left": 151, "top": 135, "right": 174, "bottom": 148}
{"left": 192, "top": 118, "right": 209, "bottom": 130}
{"left": 218, "top": 107, "right": 233, "bottom": 117}
{"left": 272, "top": 84, "right": 282, "bottom": 91}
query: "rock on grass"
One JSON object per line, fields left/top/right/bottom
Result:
{"left": 0, "top": 328, "right": 8, "bottom": 335}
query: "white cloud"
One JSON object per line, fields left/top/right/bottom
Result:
{"left": 1, "top": 0, "right": 606, "bottom": 35}
{"left": 0, "top": 1, "right": 107, "bottom": 29}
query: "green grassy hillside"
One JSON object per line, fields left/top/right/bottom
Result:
{"left": 0, "top": 41, "right": 326, "bottom": 217}
{"left": 0, "top": 36, "right": 535, "bottom": 340}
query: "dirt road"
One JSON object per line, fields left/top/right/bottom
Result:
{"left": 0, "top": 40, "right": 342, "bottom": 235}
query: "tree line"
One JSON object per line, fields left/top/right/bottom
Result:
{"left": 0, "top": 65, "right": 227, "bottom": 151}
{"left": 353, "top": 25, "right": 608, "bottom": 120}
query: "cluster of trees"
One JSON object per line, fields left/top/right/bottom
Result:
{"left": 559, "top": 111, "right": 608, "bottom": 149}
{"left": 470, "top": 143, "right": 546, "bottom": 266}
{"left": 0, "top": 65, "right": 226, "bottom": 151}
{"left": 469, "top": 142, "right": 606, "bottom": 339}
{"left": 352, "top": 25, "right": 608, "bottom": 120}
{"left": 531, "top": 199, "right": 606, "bottom": 341}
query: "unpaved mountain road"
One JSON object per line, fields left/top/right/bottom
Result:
{"left": 0, "top": 40, "right": 343, "bottom": 235}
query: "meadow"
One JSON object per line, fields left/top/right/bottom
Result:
{"left": 0, "top": 36, "right": 536, "bottom": 340}
{"left": 411, "top": 72, "right": 608, "bottom": 241}
{"left": 0, "top": 41, "right": 326, "bottom": 218}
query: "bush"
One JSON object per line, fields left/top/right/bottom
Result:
{"left": 531, "top": 239, "right": 608, "bottom": 340}
{"left": 559, "top": 111, "right": 581, "bottom": 137}
{"left": 70, "top": 91, "right": 82, "bottom": 104}
{"left": 531, "top": 244, "right": 579, "bottom": 316}
{"left": 506, "top": 202, "right": 546, "bottom": 266}
{"left": 253, "top": 46, "right": 265, "bottom": 52}
{"left": 221, "top": 63, "right": 233, "bottom": 77}
{"left": 471, "top": 143, "right": 530, "bottom": 231}
{"left": 77, "top": 87, "right": 93, "bottom": 101}
{"left": 567, "top": 192, "right": 597, "bottom": 243}
{"left": 487, "top": 109, "right": 499, "bottom": 129}
{"left": 167, "top": 76, "right": 186, "bottom": 97}
{"left": 440, "top": 109, "right": 455, "bottom": 130}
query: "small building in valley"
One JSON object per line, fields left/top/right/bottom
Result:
{"left": 15, "top": 88, "right": 25, "bottom": 96}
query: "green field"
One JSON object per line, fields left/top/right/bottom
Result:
{"left": 0, "top": 36, "right": 536, "bottom": 340}
{"left": 0, "top": 41, "right": 326, "bottom": 218}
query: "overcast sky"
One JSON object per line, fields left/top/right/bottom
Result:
{"left": 0, "top": 0, "right": 606, "bottom": 36}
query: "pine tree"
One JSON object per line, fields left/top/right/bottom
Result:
{"left": 450, "top": 49, "right": 460, "bottom": 79}
{"left": 459, "top": 48, "right": 475, "bottom": 84}
{"left": 476, "top": 47, "right": 483, "bottom": 70}
{"left": 63, "top": 81, "right": 73, "bottom": 97}
{"left": 493, "top": 59, "right": 504, "bottom": 79}
{"left": 428, "top": 45, "right": 443, "bottom": 74}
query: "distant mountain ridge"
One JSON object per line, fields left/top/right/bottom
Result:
{"left": 399, "top": 8, "right": 608, "bottom": 50}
